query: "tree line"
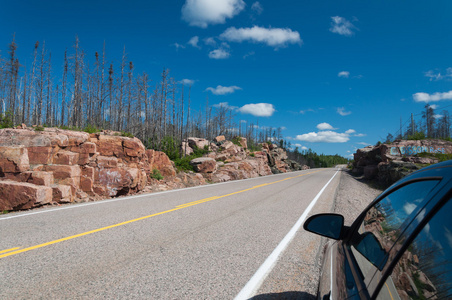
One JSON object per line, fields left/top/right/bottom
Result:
{"left": 0, "top": 36, "right": 348, "bottom": 167}
{"left": 385, "top": 104, "right": 451, "bottom": 143}
{"left": 0, "top": 37, "right": 276, "bottom": 146}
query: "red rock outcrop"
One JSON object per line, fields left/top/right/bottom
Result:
{"left": 0, "top": 128, "right": 163, "bottom": 211}
{"left": 0, "top": 129, "right": 307, "bottom": 212}
{"left": 188, "top": 137, "right": 302, "bottom": 183}
{"left": 353, "top": 139, "right": 452, "bottom": 186}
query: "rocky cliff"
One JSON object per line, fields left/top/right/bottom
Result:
{"left": 0, "top": 129, "right": 304, "bottom": 211}
{"left": 353, "top": 139, "right": 452, "bottom": 186}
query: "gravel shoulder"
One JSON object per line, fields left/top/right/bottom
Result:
{"left": 334, "top": 169, "right": 383, "bottom": 224}
{"left": 252, "top": 168, "right": 383, "bottom": 299}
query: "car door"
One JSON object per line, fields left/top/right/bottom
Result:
{"left": 375, "top": 194, "right": 452, "bottom": 299}
{"left": 342, "top": 174, "right": 447, "bottom": 299}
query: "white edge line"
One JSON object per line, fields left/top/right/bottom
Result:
{"left": 330, "top": 244, "right": 334, "bottom": 300}
{"left": 0, "top": 169, "right": 318, "bottom": 221}
{"left": 234, "top": 170, "right": 339, "bottom": 300}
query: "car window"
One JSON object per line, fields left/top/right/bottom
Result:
{"left": 349, "top": 180, "right": 440, "bottom": 292}
{"left": 376, "top": 197, "right": 452, "bottom": 299}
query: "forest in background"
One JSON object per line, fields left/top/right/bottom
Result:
{"left": 0, "top": 37, "right": 349, "bottom": 168}
{"left": 384, "top": 104, "right": 451, "bottom": 144}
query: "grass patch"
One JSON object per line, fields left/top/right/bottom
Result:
{"left": 415, "top": 152, "right": 452, "bottom": 162}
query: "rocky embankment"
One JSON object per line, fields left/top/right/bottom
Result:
{"left": 0, "top": 128, "right": 307, "bottom": 211}
{"left": 353, "top": 139, "right": 452, "bottom": 186}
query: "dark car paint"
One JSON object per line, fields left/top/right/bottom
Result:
{"left": 307, "top": 160, "right": 452, "bottom": 300}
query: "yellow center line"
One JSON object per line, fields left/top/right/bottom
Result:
{"left": 385, "top": 282, "right": 395, "bottom": 300}
{"left": 1, "top": 170, "right": 323, "bottom": 259}
{"left": 0, "top": 247, "right": 21, "bottom": 254}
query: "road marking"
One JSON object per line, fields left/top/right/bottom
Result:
{"left": 385, "top": 282, "right": 395, "bottom": 300}
{"left": 0, "top": 247, "right": 21, "bottom": 254}
{"left": 0, "top": 170, "right": 322, "bottom": 259}
{"left": 234, "top": 170, "right": 339, "bottom": 300}
{"left": 0, "top": 170, "right": 314, "bottom": 221}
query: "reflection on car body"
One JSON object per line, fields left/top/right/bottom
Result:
{"left": 304, "top": 161, "right": 452, "bottom": 299}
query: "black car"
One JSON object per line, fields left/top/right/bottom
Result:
{"left": 304, "top": 160, "right": 452, "bottom": 299}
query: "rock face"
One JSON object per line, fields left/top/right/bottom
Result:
{"left": 0, "top": 129, "right": 308, "bottom": 211}
{"left": 0, "top": 128, "right": 174, "bottom": 211}
{"left": 353, "top": 139, "right": 452, "bottom": 186}
{"left": 188, "top": 137, "right": 307, "bottom": 183}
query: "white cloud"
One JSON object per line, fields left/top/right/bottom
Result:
{"left": 182, "top": 0, "right": 245, "bottom": 28}
{"left": 294, "top": 144, "right": 308, "bottom": 150}
{"left": 251, "top": 2, "right": 263, "bottom": 14}
{"left": 173, "top": 43, "right": 186, "bottom": 49}
{"left": 345, "top": 129, "right": 356, "bottom": 134}
{"left": 329, "top": 16, "right": 356, "bottom": 36}
{"left": 413, "top": 90, "right": 452, "bottom": 102}
{"left": 295, "top": 131, "right": 350, "bottom": 143}
{"left": 213, "top": 102, "right": 238, "bottom": 109}
{"left": 338, "top": 71, "right": 350, "bottom": 78}
{"left": 239, "top": 103, "right": 275, "bottom": 117}
{"left": 220, "top": 26, "right": 302, "bottom": 47}
{"left": 204, "top": 37, "right": 217, "bottom": 46}
{"left": 404, "top": 203, "right": 417, "bottom": 215}
{"left": 300, "top": 108, "right": 315, "bottom": 114}
{"left": 188, "top": 36, "right": 201, "bottom": 48}
{"left": 209, "top": 48, "right": 230, "bottom": 59}
{"left": 243, "top": 51, "right": 255, "bottom": 59}
{"left": 357, "top": 142, "right": 370, "bottom": 146}
{"left": 354, "top": 133, "right": 366, "bottom": 137}
{"left": 425, "top": 68, "right": 452, "bottom": 81}
{"left": 445, "top": 227, "right": 452, "bottom": 250}
{"left": 337, "top": 107, "right": 352, "bottom": 116}
{"left": 434, "top": 114, "right": 443, "bottom": 119}
{"left": 430, "top": 104, "right": 439, "bottom": 109}
{"left": 317, "top": 122, "right": 336, "bottom": 130}
{"left": 206, "top": 85, "right": 241, "bottom": 95}
{"left": 180, "top": 79, "right": 196, "bottom": 86}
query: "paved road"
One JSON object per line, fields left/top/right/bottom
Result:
{"left": 0, "top": 168, "right": 342, "bottom": 299}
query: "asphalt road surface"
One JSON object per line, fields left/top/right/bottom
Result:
{"left": 0, "top": 168, "right": 342, "bottom": 299}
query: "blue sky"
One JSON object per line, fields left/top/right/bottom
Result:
{"left": 1, "top": 0, "right": 451, "bottom": 157}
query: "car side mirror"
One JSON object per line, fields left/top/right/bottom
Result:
{"left": 303, "top": 213, "right": 345, "bottom": 240}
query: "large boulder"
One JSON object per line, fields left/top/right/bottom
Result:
{"left": 0, "top": 180, "right": 53, "bottom": 210}
{"left": 94, "top": 167, "right": 145, "bottom": 197}
{"left": 146, "top": 150, "right": 176, "bottom": 177}
{"left": 187, "top": 137, "right": 209, "bottom": 150}
{"left": 190, "top": 157, "right": 217, "bottom": 173}
{"left": 0, "top": 146, "right": 30, "bottom": 173}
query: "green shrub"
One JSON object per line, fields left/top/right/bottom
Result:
{"left": 150, "top": 169, "right": 164, "bottom": 180}
{"left": 121, "top": 131, "right": 134, "bottom": 138}
{"left": 0, "top": 112, "right": 14, "bottom": 129}
{"left": 407, "top": 132, "right": 426, "bottom": 140}
{"left": 174, "top": 156, "right": 194, "bottom": 172}
{"left": 34, "top": 125, "right": 44, "bottom": 131}
{"left": 83, "top": 124, "right": 100, "bottom": 134}
{"left": 247, "top": 140, "right": 262, "bottom": 152}
{"left": 249, "top": 152, "right": 255, "bottom": 157}
{"left": 232, "top": 136, "right": 242, "bottom": 147}
{"left": 160, "top": 136, "right": 180, "bottom": 160}
{"left": 174, "top": 145, "right": 210, "bottom": 172}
